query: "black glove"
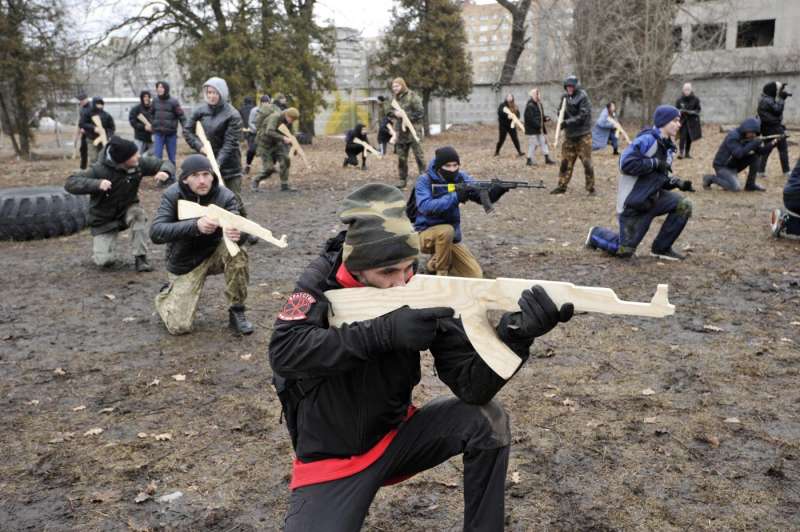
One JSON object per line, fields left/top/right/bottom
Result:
{"left": 499, "top": 286, "right": 573, "bottom": 343}
{"left": 456, "top": 187, "right": 470, "bottom": 203}
{"left": 679, "top": 179, "right": 694, "bottom": 192}
{"left": 655, "top": 158, "right": 671, "bottom": 174}
{"left": 380, "top": 306, "right": 454, "bottom": 352}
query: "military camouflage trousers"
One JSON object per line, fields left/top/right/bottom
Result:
{"left": 558, "top": 134, "right": 595, "bottom": 191}
{"left": 254, "top": 145, "right": 290, "bottom": 185}
{"left": 154, "top": 242, "right": 249, "bottom": 335}
{"left": 396, "top": 140, "right": 425, "bottom": 185}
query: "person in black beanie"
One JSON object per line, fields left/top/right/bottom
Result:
{"left": 65, "top": 136, "right": 174, "bottom": 271}
{"left": 757, "top": 81, "right": 791, "bottom": 177}
{"left": 75, "top": 91, "right": 91, "bottom": 169}
{"left": 149, "top": 154, "right": 254, "bottom": 335}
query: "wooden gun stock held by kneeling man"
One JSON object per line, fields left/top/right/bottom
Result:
{"left": 177, "top": 200, "right": 288, "bottom": 257}
{"left": 326, "top": 275, "right": 675, "bottom": 379}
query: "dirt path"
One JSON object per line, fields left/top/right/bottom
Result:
{"left": 1, "top": 126, "right": 798, "bottom": 531}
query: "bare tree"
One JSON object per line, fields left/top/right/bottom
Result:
{"left": 496, "top": 0, "right": 533, "bottom": 85}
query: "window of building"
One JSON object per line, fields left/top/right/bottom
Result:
{"left": 691, "top": 23, "right": 726, "bottom": 51}
{"left": 672, "top": 26, "right": 683, "bottom": 51}
{"left": 736, "top": 19, "right": 775, "bottom": 47}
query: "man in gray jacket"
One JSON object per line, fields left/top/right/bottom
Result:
{"left": 183, "top": 77, "right": 247, "bottom": 216}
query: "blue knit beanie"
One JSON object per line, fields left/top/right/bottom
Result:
{"left": 653, "top": 105, "right": 680, "bottom": 128}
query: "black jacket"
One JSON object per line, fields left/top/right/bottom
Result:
{"left": 151, "top": 81, "right": 185, "bottom": 135}
{"left": 79, "top": 98, "right": 115, "bottom": 142}
{"left": 712, "top": 118, "right": 771, "bottom": 168}
{"left": 183, "top": 102, "right": 243, "bottom": 181}
{"left": 561, "top": 89, "right": 592, "bottom": 139}
{"left": 497, "top": 102, "right": 520, "bottom": 132}
{"left": 149, "top": 175, "right": 239, "bottom": 275}
{"left": 757, "top": 94, "right": 785, "bottom": 136}
{"left": 676, "top": 93, "right": 702, "bottom": 141}
{"left": 268, "top": 233, "right": 532, "bottom": 461}
{"left": 65, "top": 146, "right": 174, "bottom": 235}
{"left": 128, "top": 91, "right": 154, "bottom": 143}
{"left": 524, "top": 98, "right": 547, "bottom": 135}
{"left": 345, "top": 125, "right": 368, "bottom": 155}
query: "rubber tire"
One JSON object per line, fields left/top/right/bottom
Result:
{"left": 0, "top": 187, "right": 89, "bottom": 241}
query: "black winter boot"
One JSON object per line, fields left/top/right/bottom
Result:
{"left": 545, "top": 155, "right": 556, "bottom": 165}
{"left": 229, "top": 305, "right": 254, "bottom": 335}
{"left": 135, "top": 255, "right": 153, "bottom": 272}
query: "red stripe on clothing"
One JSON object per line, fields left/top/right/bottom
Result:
{"left": 335, "top": 263, "right": 365, "bottom": 288}
{"left": 289, "top": 406, "right": 417, "bottom": 490}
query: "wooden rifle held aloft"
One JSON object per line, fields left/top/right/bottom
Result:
{"left": 177, "top": 200, "right": 288, "bottom": 257}
{"left": 277, "top": 123, "right": 312, "bottom": 170}
{"left": 353, "top": 137, "right": 381, "bottom": 158}
{"left": 553, "top": 97, "right": 566, "bottom": 153}
{"left": 609, "top": 118, "right": 631, "bottom": 143}
{"left": 194, "top": 121, "right": 225, "bottom": 187}
{"left": 390, "top": 99, "right": 420, "bottom": 143}
{"left": 91, "top": 115, "right": 108, "bottom": 147}
{"left": 503, "top": 106, "right": 526, "bottom": 134}
{"left": 137, "top": 113, "right": 152, "bottom": 129}
{"left": 325, "top": 276, "right": 675, "bottom": 379}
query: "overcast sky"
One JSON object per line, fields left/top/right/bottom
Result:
{"left": 76, "top": 0, "right": 497, "bottom": 39}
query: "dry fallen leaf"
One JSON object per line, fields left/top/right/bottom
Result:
{"left": 562, "top": 399, "right": 576, "bottom": 407}
{"left": 240, "top": 353, "right": 252, "bottom": 361}
{"left": 641, "top": 388, "right": 656, "bottom": 396}
{"left": 84, "top": 427, "right": 104, "bottom": 436}
{"left": 147, "top": 378, "right": 160, "bottom": 387}
{"left": 134, "top": 492, "right": 151, "bottom": 504}
{"left": 172, "top": 374, "right": 186, "bottom": 382}
{"left": 153, "top": 433, "right": 172, "bottom": 441}
{"left": 184, "top": 430, "right": 199, "bottom": 437}
{"left": 137, "top": 432, "right": 149, "bottom": 439}
{"left": 104, "top": 293, "right": 116, "bottom": 301}
{"left": 145, "top": 481, "right": 158, "bottom": 495}
{"left": 157, "top": 491, "right": 183, "bottom": 503}
{"left": 643, "top": 417, "right": 658, "bottom": 424}
{"left": 98, "top": 407, "right": 115, "bottom": 414}
{"left": 724, "top": 417, "right": 741, "bottom": 424}
{"left": 780, "top": 337, "right": 793, "bottom": 343}
{"left": 511, "top": 471, "right": 521, "bottom": 484}
{"left": 72, "top": 405, "right": 87, "bottom": 412}
{"left": 544, "top": 392, "right": 557, "bottom": 399}
{"left": 122, "top": 316, "right": 136, "bottom": 323}
{"left": 54, "top": 367, "right": 66, "bottom": 376}
{"left": 586, "top": 419, "right": 603, "bottom": 428}
{"left": 695, "top": 433, "right": 720, "bottom": 447}
{"left": 25, "top": 399, "right": 40, "bottom": 405}
{"left": 90, "top": 490, "right": 115, "bottom": 503}
{"left": 49, "top": 432, "right": 75, "bottom": 444}
{"left": 703, "top": 324, "right": 723, "bottom": 332}
{"left": 631, "top": 327, "right": 640, "bottom": 332}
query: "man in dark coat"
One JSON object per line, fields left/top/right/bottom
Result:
{"left": 239, "top": 96, "right": 256, "bottom": 173}
{"left": 523, "top": 88, "right": 555, "bottom": 166}
{"left": 65, "top": 136, "right": 173, "bottom": 271}
{"left": 675, "top": 82, "right": 702, "bottom": 159}
{"left": 183, "top": 77, "right": 247, "bottom": 215}
{"left": 128, "top": 90, "right": 155, "bottom": 155}
{"left": 703, "top": 117, "right": 775, "bottom": 192}
{"left": 151, "top": 80, "right": 185, "bottom": 166}
{"left": 76, "top": 91, "right": 91, "bottom": 169}
{"left": 757, "top": 81, "right": 791, "bottom": 177}
{"left": 343, "top": 123, "right": 368, "bottom": 169}
{"left": 552, "top": 75, "right": 595, "bottom": 195}
{"left": 79, "top": 97, "right": 115, "bottom": 164}
{"left": 269, "top": 182, "right": 573, "bottom": 530}
{"left": 150, "top": 154, "right": 253, "bottom": 335}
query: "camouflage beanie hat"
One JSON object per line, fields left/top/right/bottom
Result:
{"left": 339, "top": 183, "right": 420, "bottom": 271}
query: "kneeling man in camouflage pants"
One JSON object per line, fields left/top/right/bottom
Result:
{"left": 150, "top": 154, "right": 254, "bottom": 335}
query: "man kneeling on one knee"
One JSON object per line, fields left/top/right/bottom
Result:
{"left": 413, "top": 146, "right": 507, "bottom": 277}
{"left": 65, "top": 136, "right": 174, "bottom": 271}
{"left": 150, "top": 154, "right": 253, "bottom": 335}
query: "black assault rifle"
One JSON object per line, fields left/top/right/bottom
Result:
{"left": 755, "top": 133, "right": 791, "bottom": 142}
{"left": 431, "top": 179, "right": 545, "bottom": 214}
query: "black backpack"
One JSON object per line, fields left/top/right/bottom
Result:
{"left": 405, "top": 188, "right": 418, "bottom": 223}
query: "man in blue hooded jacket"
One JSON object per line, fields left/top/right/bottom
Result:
{"left": 413, "top": 146, "right": 506, "bottom": 277}
{"left": 702, "top": 117, "right": 776, "bottom": 192}
{"left": 586, "top": 105, "right": 694, "bottom": 261}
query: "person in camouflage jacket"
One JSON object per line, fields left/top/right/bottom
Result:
{"left": 252, "top": 107, "right": 301, "bottom": 192}
{"left": 387, "top": 78, "right": 425, "bottom": 189}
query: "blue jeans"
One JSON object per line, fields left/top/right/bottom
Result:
{"left": 153, "top": 132, "right": 177, "bottom": 165}
{"left": 590, "top": 190, "right": 692, "bottom": 255}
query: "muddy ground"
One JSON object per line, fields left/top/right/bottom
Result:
{"left": 0, "top": 124, "right": 798, "bottom": 531}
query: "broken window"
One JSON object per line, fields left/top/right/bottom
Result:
{"left": 736, "top": 19, "right": 775, "bottom": 48}
{"left": 691, "top": 23, "right": 726, "bottom": 51}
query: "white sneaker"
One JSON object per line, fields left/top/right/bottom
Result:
{"left": 770, "top": 208, "right": 785, "bottom": 238}
{"left": 585, "top": 226, "right": 597, "bottom": 249}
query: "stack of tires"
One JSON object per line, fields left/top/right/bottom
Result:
{"left": 0, "top": 187, "right": 88, "bottom": 241}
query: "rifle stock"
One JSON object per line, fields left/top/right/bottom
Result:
{"left": 325, "top": 275, "right": 675, "bottom": 379}
{"left": 278, "top": 123, "right": 312, "bottom": 169}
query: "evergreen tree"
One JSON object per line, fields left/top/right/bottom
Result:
{"left": 373, "top": 0, "right": 473, "bottom": 134}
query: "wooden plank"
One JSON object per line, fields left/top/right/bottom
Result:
{"left": 552, "top": 97, "right": 566, "bottom": 154}
{"left": 326, "top": 275, "right": 674, "bottom": 379}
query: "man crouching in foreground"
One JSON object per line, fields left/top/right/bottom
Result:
{"left": 268, "top": 183, "right": 573, "bottom": 530}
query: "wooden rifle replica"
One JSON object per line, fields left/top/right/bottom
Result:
{"left": 137, "top": 113, "right": 152, "bottom": 130}
{"left": 553, "top": 97, "right": 566, "bottom": 153}
{"left": 387, "top": 123, "right": 398, "bottom": 144}
{"left": 195, "top": 121, "right": 225, "bottom": 187}
{"left": 278, "top": 123, "right": 312, "bottom": 170}
{"left": 177, "top": 200, "right": 288, "bottom": 257}
{"left": 391, "top": 99, "right": 420, "bottom": 142}
{"left": 91, "top": 115, "right": 108, "bottom": 147}
{"left": 609, "top": 117, "right": 631, "bottom": 143}
{"left": 503, "top": 106, "right": 526, "bottom": 134}
{"left": 756, "top": 133, "right": 791, "bottom": 142}
{"left": 353, "top": 137, "right": 381, "bottom": 158}
{"left": 326, "top": 276, "right": 675, "bottom": 379}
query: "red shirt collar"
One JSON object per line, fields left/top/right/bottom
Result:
{"left": 335, "top": 263, "right": 365, "bottom": 288}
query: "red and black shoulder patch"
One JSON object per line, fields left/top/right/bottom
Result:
{"left": 278, "top": 292, "right": 316, "bottom": 321}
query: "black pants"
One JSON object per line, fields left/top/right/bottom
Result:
{"left": 245, "top": 133, "right": 256, "bottom": 166}
{"left": 284, "top": 397, "right": 510, "bottom": 531}
{"left": 79, "top": 135, "right": 88, "bottom": 169}
{"left": 709, "top": 156, "right": 759, "bottom": 191}
{"left": 344, "top": 144, "right": 365, "bottom": 166}
{"left": 758, "top": 136, "right": 790, "bottom": 174}
{"left": 679, "top": 129, "right": 693, "bottom": 156}
{"left": 496, "top": 125, "right": 522, "bottom": 155}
